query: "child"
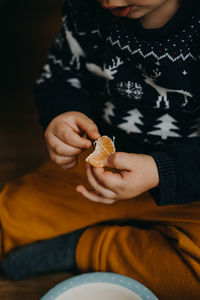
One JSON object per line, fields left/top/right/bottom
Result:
{"left": 1, "top": 0, "right": 200, "bottom": 299}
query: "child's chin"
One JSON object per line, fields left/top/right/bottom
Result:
{"left": 127, "top": 8, "right": 146, "bottom": 19}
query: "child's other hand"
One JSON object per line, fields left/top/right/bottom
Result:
{"left": 44, "top": 111, "right": 100, "bottom": 169}
{"left": 76, "top": 152, "right": 159, "bottom": 204}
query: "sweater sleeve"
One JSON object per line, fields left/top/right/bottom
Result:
{"left": 34, "top": 1, "right": 93, "bottom": 129}
{"left": 149, "top": 137, "right": 200, "bottom": 206}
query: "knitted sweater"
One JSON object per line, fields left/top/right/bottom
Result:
{"left": 35, "top": 0, "right": 200, "bottom": 206}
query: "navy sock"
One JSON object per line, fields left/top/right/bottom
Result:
{"left": 1, "top": 227, "right": 86, "bottom": 280}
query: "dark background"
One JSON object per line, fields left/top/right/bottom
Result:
{"left": 0, "top": 0, "right": 65, "bottom": 189}
{"left": 0, "top": 3, "right": 73, "bottom": 298}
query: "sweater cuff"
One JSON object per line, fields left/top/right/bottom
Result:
{"left": 149, "top": 152, "right": 176, "bottom": 206}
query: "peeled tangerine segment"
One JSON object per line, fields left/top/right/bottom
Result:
{"left": 86, "top": 136, "right": 116, "bottom": 167}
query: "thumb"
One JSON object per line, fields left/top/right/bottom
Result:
{"left": 77, "top": 115, "right": 101, "bottom": 141}
{"left": 104, "top": 152, "right": 133, "bottom": 170}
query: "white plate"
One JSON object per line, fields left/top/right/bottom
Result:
{"left": 41, "top": 272, "right": 158, "bottom": 300}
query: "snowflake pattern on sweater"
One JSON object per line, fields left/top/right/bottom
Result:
{"left": 36, "top": 0, "right": 200, "bottom": 145}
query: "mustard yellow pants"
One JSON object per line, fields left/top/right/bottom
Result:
{"left": 1, "top": 152, "right": 200, "bottom": 300}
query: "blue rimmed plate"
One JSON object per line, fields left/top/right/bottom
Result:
{"left": 41, "top": 272, "right": 158, "bottom": 300}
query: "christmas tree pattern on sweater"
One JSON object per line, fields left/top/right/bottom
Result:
{"left": 36, "top": 0, "right": 200, "bottom": 145}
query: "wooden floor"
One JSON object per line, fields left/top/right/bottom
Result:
{"left": 0, "top": 1, "right": 73, "bottom": 298}
{"left": 0, "top": 90, "right": 74, "bottom": 300}
{"left": 0, "top": 91, "right": 48, "bottom": 191}
{"left": 0, "top": 91, "right": 74, "bottom": 299}
{"left": 0, "top": 273, "right": 71, "bottom": 300}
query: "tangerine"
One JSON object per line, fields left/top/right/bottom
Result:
{"left": 86, "top": 136, "right": 116, "bottom": 167}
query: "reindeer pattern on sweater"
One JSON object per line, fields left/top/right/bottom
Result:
{"left": 36, "top": 0, "right": 200, "bottom": 145}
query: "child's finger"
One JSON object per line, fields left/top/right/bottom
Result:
{"left": 47, "top": 134, "right": 83, "bottom": 156}
{"left": 48, "top": 151, "right": 77, "bottom": 166}
{"left": 56, "top": 125, "right": 92, "bottom": 149}
{"left": 76, "top": 185, "right": 116, "bottom": 204}
{"left": 76, "top": 114, "right": 101, "bottom": 141}
{"left": 61, "top": 159, "right": 78, "bottom": 170}
{"left": 92, "top": 166, "right": 123, "bottom": 191}
{"left": 86, "top": 164, "right": 116, "bottom": 199}
{"left": 104, "top": 152, "right": 134, "bottom": 170}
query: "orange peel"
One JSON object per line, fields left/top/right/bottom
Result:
{"left": 86, "top": 136, "right": 116, "bottom": 167}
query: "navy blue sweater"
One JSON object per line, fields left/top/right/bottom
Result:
{"left": 35, "top": 0, "right": 200, "bottom": 206}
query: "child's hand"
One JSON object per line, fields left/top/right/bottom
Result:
{"left": 44, "top": 111, "right": 100, "bottom": 169}
{"left": 76, "top": 152, "right": 159, "bottom": 204}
